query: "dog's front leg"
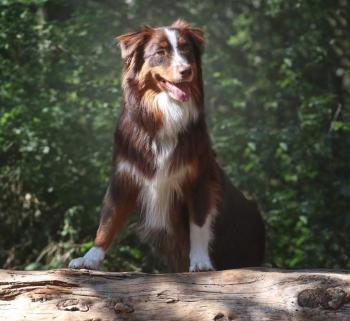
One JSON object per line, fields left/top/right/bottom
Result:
{"left": 69, "top": 181, "right": 136, "bottom": 270}
{"left": 189, "top": 212, "right": 216, "bottom": 272}
{"left": 188, "top": 175, "right": 220, "bottom": 272}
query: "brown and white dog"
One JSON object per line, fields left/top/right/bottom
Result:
{"left": 69, "top": 20, "right": 265, "bottom": 272}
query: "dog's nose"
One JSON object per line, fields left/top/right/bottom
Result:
{"left": 179, "top": 65, "right": 192, "bottom": 79}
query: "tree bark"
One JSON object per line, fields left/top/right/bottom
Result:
{"left": 0, "top": 268, "right": 350, "bottom": 321}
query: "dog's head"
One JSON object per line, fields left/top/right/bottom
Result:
{"left": 117, "top": 20, "right": 204, "bottom": 104}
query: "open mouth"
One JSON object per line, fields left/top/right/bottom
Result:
{"left": 156, "top": 75, "right": 190, "bottom": 103}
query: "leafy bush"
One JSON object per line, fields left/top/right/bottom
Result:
{"left": 1, "top": 0, "right": 349, "bottom": 271}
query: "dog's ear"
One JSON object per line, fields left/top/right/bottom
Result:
{"left": 172, "top": 19, "right": 204, "bottom": 49}
{"left": 116, "top": 26, "right": 153, "bottom": 60}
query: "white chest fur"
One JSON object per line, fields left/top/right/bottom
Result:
{"left": 139, "top": 139, "right": 189, "bottom": 233}
{"left": 117, "top": 93, "right": 198, "bottom": 233}
{"left": 155, "top": 92, "right": 198, "bottom": 139}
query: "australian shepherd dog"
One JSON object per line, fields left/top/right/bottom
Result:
{"left": 69, "top": 20, "right": 265, "bottom": 272}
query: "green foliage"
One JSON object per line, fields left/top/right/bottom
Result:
{"left": 0, "top": 0, "right": 349, "bottom": 271}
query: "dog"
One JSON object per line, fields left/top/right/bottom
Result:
{"left": 69, "top": 20, "right": 265, "bottom": 272}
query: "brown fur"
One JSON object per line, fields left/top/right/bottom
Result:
{"left": 91, "top": 20, "right": 265, "bottom": 271}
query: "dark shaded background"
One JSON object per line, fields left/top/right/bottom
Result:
{"left": 1, "top": 0, "right": 349, "bottom": 271}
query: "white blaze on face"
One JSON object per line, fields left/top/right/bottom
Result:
{"left": 164, "top": 28, "right": 189, "bottom": 75}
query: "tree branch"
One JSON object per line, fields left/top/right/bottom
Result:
{"left": 1, "top": 268, "right": 350, "bottom": 320}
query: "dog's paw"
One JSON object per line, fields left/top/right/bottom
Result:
{"left": 68, "top": 246, "right": 105, "bottom": 270}
{"left": 189, "top": 257, "right": 214, "bottom": 272}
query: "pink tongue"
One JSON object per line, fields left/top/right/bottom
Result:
{"left": 164, "top": 81, "right": 189, "bottom": 102}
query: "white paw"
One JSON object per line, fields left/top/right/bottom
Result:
{"left": 189, "top": 255, "right": 214, "bottom": 272}
{"left": 68, "top": 246, "right": 105, "bottom": 270}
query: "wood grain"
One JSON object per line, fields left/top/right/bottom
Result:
{"left": 1, "top": 268, "right": 350, "bottom": 321}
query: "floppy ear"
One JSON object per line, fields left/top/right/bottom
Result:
{"left": 116, "top": 26, "right": 153, "bottom": 60}
{"left": 171, "top": 19, "right": 204, "bottom": 48}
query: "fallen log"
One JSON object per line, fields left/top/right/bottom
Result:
{"left": 0, "top": 268, "right": 350, "bottom": 321}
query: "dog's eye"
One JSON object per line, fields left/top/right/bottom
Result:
{"left": 179, "top": 44, "right": 191, "bottom": 52}
{"left": 155, "top": 49, "right": 166, "bottom": 56}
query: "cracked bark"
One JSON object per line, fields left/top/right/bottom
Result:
{"left": 0, "top": 268, "right": 350, "bottom": 321}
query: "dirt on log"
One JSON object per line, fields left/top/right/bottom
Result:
{"left": 0, "top": 268, "right": 350, "bottom": 321}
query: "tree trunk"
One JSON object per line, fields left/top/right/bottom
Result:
{"left": 0, "top": 268, "right": 350, "bottom": 321}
